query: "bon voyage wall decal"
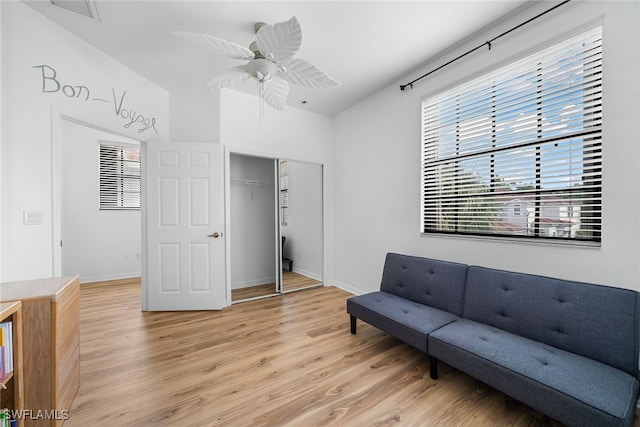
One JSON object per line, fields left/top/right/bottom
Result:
{"left": 32, "top": 64, "right": 159, "bottom": 134}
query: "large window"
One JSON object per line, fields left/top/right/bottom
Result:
{"left": 421, "top": 27, "right": 602, "bottom": 244}
{"left": 99, "top": 142, "right": 141, "bottom": 210}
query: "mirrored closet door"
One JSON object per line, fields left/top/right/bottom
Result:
{"left": 279, "top": 159, "right": 323, "bottom": 293}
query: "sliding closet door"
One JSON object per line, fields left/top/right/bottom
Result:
{"left": 229, "top": 154, "right": 279, "bottom": 302}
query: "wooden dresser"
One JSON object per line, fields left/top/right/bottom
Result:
{"left": 0, "top": 276, "right": 80, "bottom": 426}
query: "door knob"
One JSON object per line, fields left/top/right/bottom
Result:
{"left": 207, "top": 232, "right": 222, "bottom": 238}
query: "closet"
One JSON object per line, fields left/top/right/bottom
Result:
{"left": 229, "top": 153, "right": 323, "bottom": 302}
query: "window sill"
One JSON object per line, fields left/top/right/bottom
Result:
{"left": 420, "top": 232, "right": 601, "bottom": 249}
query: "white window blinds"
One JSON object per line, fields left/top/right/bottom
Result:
{"left": 279, "top": 159, "right": 289, "bottom": 225}
{"left": 99, "top": 142, "right": 141, "bottom": 210}
{"left": 421, "top": 26, "right": 602, "bottom": 243}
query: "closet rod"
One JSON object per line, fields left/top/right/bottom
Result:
{"left": 231, "top": 179, "right": 272, "bottom": 185}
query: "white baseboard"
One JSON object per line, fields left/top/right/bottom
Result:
{"left": 291, "top": 267, "right": 322, "bottom": 282}
{"left": 331, "top": 280, "right": 365, "bottom": 296}
{"left": 232, "top": 276, "right": 276, "bottom": 290}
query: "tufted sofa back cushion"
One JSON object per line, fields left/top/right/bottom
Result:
{"left": 464, "top": 266, "right": 640, "bottom": 376}
{"left": 380, "top": 253, "right": 468, "bottom": 317}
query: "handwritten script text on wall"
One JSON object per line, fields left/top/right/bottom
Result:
{"left": 33, "top": 64, "right": 159, "bottom": 134}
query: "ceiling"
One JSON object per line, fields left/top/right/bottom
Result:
{"left": 23, "top": 0, "right": 531, "bottom": 116}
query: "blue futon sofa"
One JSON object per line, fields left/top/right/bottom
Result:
{"left": 347, "top": 253, "right": 640, "bottom": 427}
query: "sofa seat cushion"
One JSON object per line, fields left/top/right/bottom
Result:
{"left": 347, "top": 291, "right": 459, "bottom": 353}
{"left": 429, "top": 319, "right": 639, "bottom": 427}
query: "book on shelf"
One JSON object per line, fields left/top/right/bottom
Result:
{"left": 0, "top": 410, "right": 18, "bottom": 427}
{"left": 0, "top": 322, "right": 12, "bottom": 378}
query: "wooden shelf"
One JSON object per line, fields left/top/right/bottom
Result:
{"left": 3, "top": 371, "right": 14, "bottom": 383}
{"left": 0, "top": 276, "right": 80, "bottom": 427}
{"left": 0, "top": 300, "right": 24, "bottom": 415}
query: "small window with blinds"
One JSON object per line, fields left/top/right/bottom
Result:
{"left": 279, "top": 159, "right": 289, "bottom": 225}
{"left": 421, "top": 26, "right": 602, "bottom": 244}
{"left": 99, "top": 142, "right": 141, "bottom": 210}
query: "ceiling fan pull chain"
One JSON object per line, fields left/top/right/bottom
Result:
{"left": 259, "top": 80, "right": 265, "bottom": 123}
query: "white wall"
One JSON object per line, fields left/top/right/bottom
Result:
{"left": 0, "top": 0, "right": 4, "bottom": 281}
{"left": 282, "top": 160, "right": 323, "bottom": 280}
{"left": 220, "top": 89, "right": 335, "bottom": 162}
{"left": 0, "top": 2, "right": 170, "bottom": 281}
{"left": 170, "top": 91, "right": 220, "bottom": 143}
{"left": 61, "top": 120, "right": 141, "bottom": 283}
{"left": 230, "top": 154, "right": 276, "bottom": 289}
{"left": 333, "top": 1, "right": 640, "bottom": 294}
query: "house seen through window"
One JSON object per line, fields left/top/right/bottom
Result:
{"left": 421, "top": 26, "right": 602, "bottom": 244}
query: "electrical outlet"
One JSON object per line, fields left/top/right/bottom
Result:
{"left": 23, "top": 210, "right": 43, "bottom": 225}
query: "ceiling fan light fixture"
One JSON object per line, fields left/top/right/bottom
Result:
{"left": 245, "top": 58, "right": 277, "bottom": 81}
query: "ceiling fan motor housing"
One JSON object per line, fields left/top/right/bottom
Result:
{"left": 254, "top": 22, "right": 268, "bottom": 33}
{"left": 248, "top": 41, "right": 264, "bottom": 59}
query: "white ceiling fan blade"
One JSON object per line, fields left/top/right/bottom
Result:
{"left": 255, "top": 16, "right": 302, "bottom": 62}
{"left": 280, "top": 58, "right": 340, "bottom": 89}
{"left": 173, "top": 31, "right": 254, "bottom": 60}
{"left": 263, "top": 77, "right": 290, "bottom": 110}
{"left": 205, "top": 66, "right": 252, "bottom": 91}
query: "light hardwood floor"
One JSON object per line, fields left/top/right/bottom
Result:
{"left": 67, "top": 280, "right": 637, "bottom": 426}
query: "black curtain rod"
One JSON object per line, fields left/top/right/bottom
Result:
{"left": 399, "top": 0, "right": 571, "bottom": 91}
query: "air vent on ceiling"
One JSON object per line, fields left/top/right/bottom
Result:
{"left": 50, "top": 0, "right": 100, "bottom": 22}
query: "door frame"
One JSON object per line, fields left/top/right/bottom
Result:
{"left": 227, "top": 152, "right": 280, "bottom": 303}
{"left": 50, "top": 106, "right": 145, "bottom": 278}
{"left": 224, "top": 145, "right": 326, "bottom": 302}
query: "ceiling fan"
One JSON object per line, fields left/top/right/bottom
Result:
{"left": 173, "top": 16, "right": 340, "bottom": 111}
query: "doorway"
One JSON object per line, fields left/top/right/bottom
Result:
{"left": 229, "top": 154, "right": 279, "bottom": 301}
{"left": 59, "top": 118, "right": 142, "bottom": 283}
{"left": 229, "top": 153, "right": 324, "bottom": 303}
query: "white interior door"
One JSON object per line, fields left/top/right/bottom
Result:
{"left": 144, "top": 142, "right": 226, "bottom": 310}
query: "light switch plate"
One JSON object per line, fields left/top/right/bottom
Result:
{"left": 23, "top": 210, "right": 43, "bottom": 225}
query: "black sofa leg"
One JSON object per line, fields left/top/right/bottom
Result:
{"left": 429, "top": 356, "right": 438, "bottom": 380}
{"left": 350, "top": 315, "right": 357, "bottom": 334}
